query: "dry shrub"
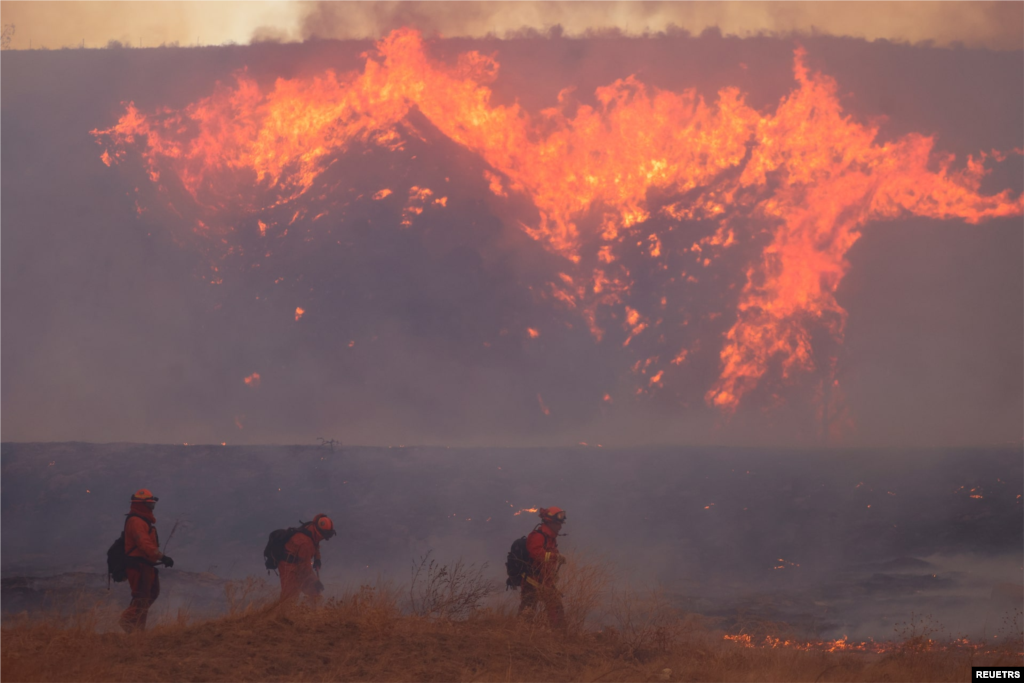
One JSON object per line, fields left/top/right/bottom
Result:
{"left": 173, "top": 599, "right": 194, "bottom": 627}
{"left": 408, "top": 551, "right": 495, "bottom": 620}
{"left": 0, "top": 598, "right": 125, "bottom": 682}
{"left": 997, "top": 606, "right": 1024, "bottom": 654}
{"left": 892, "top": 611, "right": 944, "bottom": 655}
{"left": 2, "top": 587, "right": 120, "bottom": 633}
{"left": 223, "top": 575, "right": 274, "bottom": 616}
{"left": 607, "top": 583, "right": 683, "bottom": 659}
{"left": 555, "top": 551, "right": 612, "bottom": 635}
{"left": 346, "top": 581, "right": 400, "bottom": 638}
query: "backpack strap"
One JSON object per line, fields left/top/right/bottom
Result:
{"left": 125, "top": 513, "right": 153, "bottom": 530}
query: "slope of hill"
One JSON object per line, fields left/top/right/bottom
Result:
{"left": 3, "top": 582, "right": 1021, "bottom": 683}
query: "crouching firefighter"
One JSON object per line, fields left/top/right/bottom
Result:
{"left": 507, "top": 506, "right": 566, "bottom": 628}
{"left": 115, "top": 489, "right": 174, "bottom": 633}
{"left": 264, "top": 514, "right": 336, "bottom": 602}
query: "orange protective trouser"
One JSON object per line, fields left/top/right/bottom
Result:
{"left": 518, "top": 579, "right": 564, "bottom": 628}
{"left": 120, "top": 563, "right": 160, "bottom": 632}
{"left": 278, "top": 562, "right": 319, "bottom": 602}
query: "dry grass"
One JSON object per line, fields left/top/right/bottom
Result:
{"left": 3, "top": 558, "right": 1022, "bottom": 682}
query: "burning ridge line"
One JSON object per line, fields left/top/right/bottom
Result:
{"left": 92, "top": 29, "right": 1023, "bottom": 416}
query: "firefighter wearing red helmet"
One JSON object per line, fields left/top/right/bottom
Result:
{"left": 119, "top": 489, "right": 174, "bottom": 633}
{"left": 519, "top": 506, "right": 567, "bottom": 627}
{"left": 278, "top": 513, "right": 336, "bottom": 602}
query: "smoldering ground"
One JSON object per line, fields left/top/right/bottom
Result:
{"left": 1, "top": 33, "right": 1022, "bottom": 447}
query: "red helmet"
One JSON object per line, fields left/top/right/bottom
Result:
{"left": 131, "top": 488, "right": 159, "bottom": 502}
{"left": 313, "top": 513, "right": 336, "bottom": 539}
{"left": 540, "top": 506, "right": 566, "bottom": 524}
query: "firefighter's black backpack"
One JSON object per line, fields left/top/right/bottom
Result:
{"left": 263, "top": 523, "right": 314, "bottom": 572}
{"left": 505, "top": 536, "right": 532, "bottom": 590}
{"left": 106, "top": 514, "right": 153, "bottom": 583}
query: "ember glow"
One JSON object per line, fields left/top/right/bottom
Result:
{"left": 536, "top": 394, "right": 551, "bottom": 416}
{"left": 723, "top": 633, "right": 1015, "bottom": 656}
{"left": 92, "top": 29, "right": 1023, "bottom": 420}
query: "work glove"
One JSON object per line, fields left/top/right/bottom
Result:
{"left": 313, "top": 557, "right": 321, "bottom": 571}
{"left": 313, "top": 580, "right": 325, "bottom": 594}
{"left": 161, "top": 555, "right": 175, "bottom": 568}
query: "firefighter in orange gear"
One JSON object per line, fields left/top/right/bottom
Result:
{"left": 278, "top": 514, "right": 336, "bottom": 602}
{"left": 519, "top": 506, "right": 566, "bottom": 627}
{"left": 119, "top": 489, "right": 173, "bottom": 633}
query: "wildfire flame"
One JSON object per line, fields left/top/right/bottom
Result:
{"left": 513, "top": 507, "right": 540, "bottom": 516}
{"left": 92, "top": 29, "right": 1023, "bottom": 416}
{"left": 723, "top": 633, "right": 1014, "bottom": 655}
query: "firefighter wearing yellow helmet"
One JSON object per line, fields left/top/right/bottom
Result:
{"left": 119, "top": 489, "right": 173, "bottom": 632}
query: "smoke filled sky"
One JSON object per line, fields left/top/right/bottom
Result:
{"left": 1, "top": 1, "right": 1022, "bottom": 50}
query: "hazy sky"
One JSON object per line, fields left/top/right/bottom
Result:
{"left": 1, "top": 1, "right": 1022, "bottom": 50}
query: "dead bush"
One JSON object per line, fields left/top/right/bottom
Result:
{"left": 224, "top": 575, "right": 274, "bottom": 616}
{"left": 554, "top": 551, "right": 613, "bottom": 635}
{"left": 609, "top": 583, "right": 682, "bottom": 659}
{"left": 347, "top": 581, "right": 400, "bottom": 638}
{"left": 408, "top": 551, "right": 495, "bottom": 620}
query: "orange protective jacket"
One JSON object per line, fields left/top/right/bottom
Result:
{"left": 124, "top": 502, "right": 162, "bottom": 564}
{"left": 525, "top": 523, "right": 560, "bottom": 584}
{"left": 278, "top": 524, "right": 323, "bottom": 596}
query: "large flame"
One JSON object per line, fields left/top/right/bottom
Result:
{"left": 92, "top": 29, "right": 1022, "bottom": 415}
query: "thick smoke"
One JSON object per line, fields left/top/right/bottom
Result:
{"left": 1, "top": 34, "right": 1021, "bottom": 446}
{"left": 5, "top": 2, "right": 1022, "bottom": 52}
{"left": 297, "top": 2, "right": 1024, "bottom": 51}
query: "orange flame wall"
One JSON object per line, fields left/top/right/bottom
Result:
{"left": 93, "top": 29, "right": 1022, "bottom": 416}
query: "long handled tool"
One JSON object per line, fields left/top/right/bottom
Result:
{"left": 159, "top": 517, "right": 182, "bottom": 565}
